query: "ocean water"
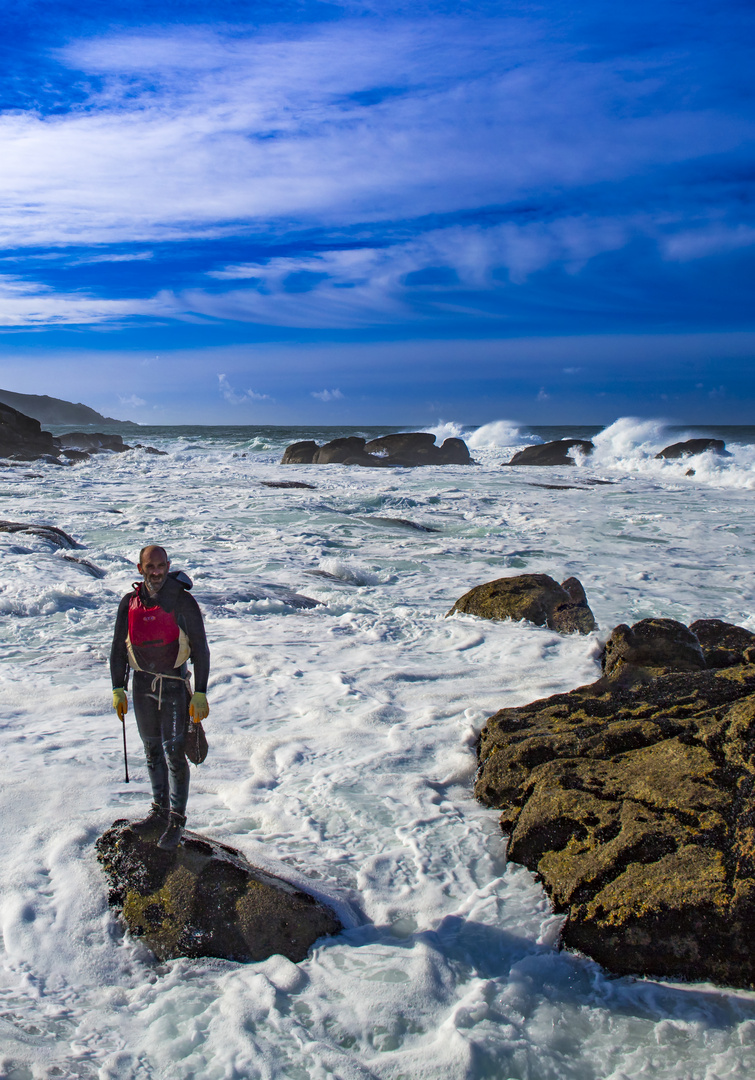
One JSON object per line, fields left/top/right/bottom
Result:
{"left": 2, "top": 417, "right": 755, "bottom": 1079}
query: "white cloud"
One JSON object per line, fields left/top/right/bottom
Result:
{"left": 118, "top": 394, "right": 147, "bottom": 407}
{"left": 311, "top": 389, "right": 344, "bottom": 401}
{"left": 73, "top": 251, "right": 154, "bottom": 265}
{"left": 0, "top": 19, "right": 744, "bottom": 249}
{"left": 537, "top": 387, "right": 550, "bottom": 401}
{"left": 217, "top": 373, "right": 271, "bottom": 403}
{"left": 660, "top": 225, "right": 755, "bottom": 262}
{"left": 0, "top": 273, "right": 168, "bottom": 326}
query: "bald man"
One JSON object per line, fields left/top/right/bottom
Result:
{"left": 110, "top": 545, "right": 210, "bottom": 850}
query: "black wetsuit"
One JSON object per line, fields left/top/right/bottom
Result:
{"left": 110, "top": 573, "right": 210, "bottom": 815}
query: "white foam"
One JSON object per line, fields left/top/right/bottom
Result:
{"left": 2, "top": 429, "right": 755, "bottom": 1077}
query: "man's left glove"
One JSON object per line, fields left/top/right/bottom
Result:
{"left": 112, "top": 688, "right": 128, "bottom": 720}
{"left": 189, "top": 692, "right": 209, "bottom": 723}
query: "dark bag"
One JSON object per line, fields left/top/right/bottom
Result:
{"left": 185, "top": 721, "right": 208, "bottom": 765}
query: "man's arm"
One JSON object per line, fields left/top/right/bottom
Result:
{"left": 180, "top": 593, "right": 210, "bottom": 693}
{"left": 110, "top": 595, "right": 131, "bottom": 688}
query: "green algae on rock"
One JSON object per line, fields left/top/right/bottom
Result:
{"left": 448, "top": 573, "right": 596, "bottom": 634}
{"left": 96, "top": 822, "right": 342, "bottom": 963}
{"left": 475, "top": 618, "right": 755, "bottom": 987}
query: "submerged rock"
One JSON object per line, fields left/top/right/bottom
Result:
{"left": 474, "top": 618, "right": 755, "bottom": 988}
{"left": 0, "top": 519, "right": 80, "bottom": 548}
{"left": 504, "top": 440, "right": 594, "bottom": 466}
{"left": 96, "top": 821, "right": 342, "bottom": 963}
{"left": 656, "top": 438, "right": 730, "bottom": 460}
{"left": 448, "top": 573, "right": 596, "bottom": 634}
{"left": 281, "top": 432, "right": 472, "bottom": 467}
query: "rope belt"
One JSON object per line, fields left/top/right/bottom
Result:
{"left": 129, "top": 659, "right": 191, "bottom": 709}
{"left": 147, "top": 670, "right": 192, "bottom": 710}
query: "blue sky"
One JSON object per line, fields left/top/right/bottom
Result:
{"left": 0, "top": 0, "right": 753, "bottom": 424}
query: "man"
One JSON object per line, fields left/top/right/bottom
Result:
{"left": 110, "top": 545, "right": 210, "bottom": 850}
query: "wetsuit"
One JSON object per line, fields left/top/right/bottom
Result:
{"left": 110, "top": 573, "right": 210, "bottom": 815}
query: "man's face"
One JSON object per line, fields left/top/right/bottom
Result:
{"left": 138, "top": 546, "right": 170, "bottom": 594}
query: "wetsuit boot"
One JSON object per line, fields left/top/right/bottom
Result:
{"left": 131, "top": 802, "right": 169, "bottom": 837}
{"left": 157, "top": 811, "right": 186, "bottom": 851}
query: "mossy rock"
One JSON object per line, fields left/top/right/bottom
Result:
{"left": 96, "top": 823, "right": 342, "bottom": 963}
{"left": 448, "top": 573, "right": 596, "bottom": 634}
{"left": 474, "top": 621, "right": 755, "bottom": 987}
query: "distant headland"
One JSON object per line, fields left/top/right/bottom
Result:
{"left": 0, "top": 388, "right": 134, "bottom": 429}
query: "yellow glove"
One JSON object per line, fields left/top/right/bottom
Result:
{"left": 113, "top": 688, "right": 128, "bottom": 720}
{"left": 189, "top": 692, "right": 209, "bottom": 723}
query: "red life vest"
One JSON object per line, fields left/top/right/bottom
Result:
{"left": 127, "top": 590, "right": 181, "bottom": 673}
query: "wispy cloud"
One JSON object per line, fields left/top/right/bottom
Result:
{"left": 217, "top": 373, "right": 271, "bottom": 403}
{"left": 0, "top": 16, "right": 747, "bottom": 253}
{"left": 0, "top": 274, "right": 166, "bottom": 326}
{"left": 311, "top": 388, "right": 344, "bottom": 401}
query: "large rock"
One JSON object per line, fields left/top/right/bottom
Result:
{"left": 504, "top": 440, "right": 594, "bottom": 466}
{"left": 448, "top": 573, "right": 596, "bottom": 634}
{"left": 656, "top": 438, "right": 730, "bottom": 460}
{"left": 0, "top": 401, "right": 58, "bottom": 461}
{"left": 281, "top": 441, "right": 319, "bottom": 464}
{"left": 474, "top": 618, "right": 755, "bottom": 987}
{"left": 281, "top": 432, "right": 473, "bottom": 467}
{"left": 96, "top": 821, "right": 342, "bottom": 963}
{"left": 599, "top": 617, "right": 705, "bottom": 686}
{"left": 57, "top": 431, "right": 130, "bottom": 452}
{"left": 313, "top": 437, "right": 370, "bottom": 464}
{"left": 691, "top": 618, "right": 755, "bottom": 668}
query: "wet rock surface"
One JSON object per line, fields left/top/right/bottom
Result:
{"left": 0, "top": 519, "right": 80, "bottom": 548}
{"left": 448, "top": 573, "right": 596, "bottom": 634}
{"left": 656, "top": 438, "right": 730, "bottom": 459}
{"left": 96, "top": 821, "right": 342, "bottom": 963}
{"left": 282, "top": 432, "right": 472, "bottom": 467}
{"left": 475, "top": 617, "right": 755, "bottom": 987}
{"left": 504, "top": 440, "right": 594, "bottom": 466}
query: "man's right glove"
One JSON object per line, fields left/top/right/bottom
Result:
{"left": 112, "top": 688, "right": 128, "bottom": 720}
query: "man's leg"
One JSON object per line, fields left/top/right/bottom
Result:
{"left": 156, "top": 681, "right": 191, "bottom": 850}
{"left": 131, "top": 674, "right": 170, "bottom": 833}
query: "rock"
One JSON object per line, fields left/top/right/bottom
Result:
{"left": 656, "top": 438, "right": 731, "bottom": 460}
{"left": 61, "top": 448, "right": 90, "bottom": 462}
{"left": 282, "top": 441, "right": 320, "bottom": 465}
{"left": 366, "top": 516, "right": 440, "bottom": 532}
{"left": 313, "top": 437, "right": 369, "bottom": 465}
{"left": 599, "top": 618, "right": 706, "bottom": 687}
{"left": 134, "top": 444, "right": 168, "bottom": 455}
{"left": 0, "top": 401, "right": 59, "bottom": 461}
{"left": 260, "top": 481, "right": 316, "bottom": 489}
{"left": 57, "top": 431, "right": 130, "bottom": 452}
{"left": 448, "top": 573, "right": 596, "bottom": 634}
{"left": 59, "top": 554, "right": 106, "bottom": 578}
{"left": 504, "top": 440, "right": 594, "bottom": 466}
{"left": 281, "top": 432, "right": 473, "bottom": 467}
{"left": 0, "top": 520, "right": 80, "bottom": 548}
{"left": 690, "top": 618, "right": 755, "bottom": 668}
{"left": 96, "top": 821, "right": 342, "bottom": 963}
{"left": 364, "top": 432, "right": 436, "bottom": 458}
{"left": 474, "top": 648, "right": 755, "bottom": 987}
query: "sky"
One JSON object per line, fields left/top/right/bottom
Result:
{"left": 0, "top": 0, "right": 753, "bottom": 424}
